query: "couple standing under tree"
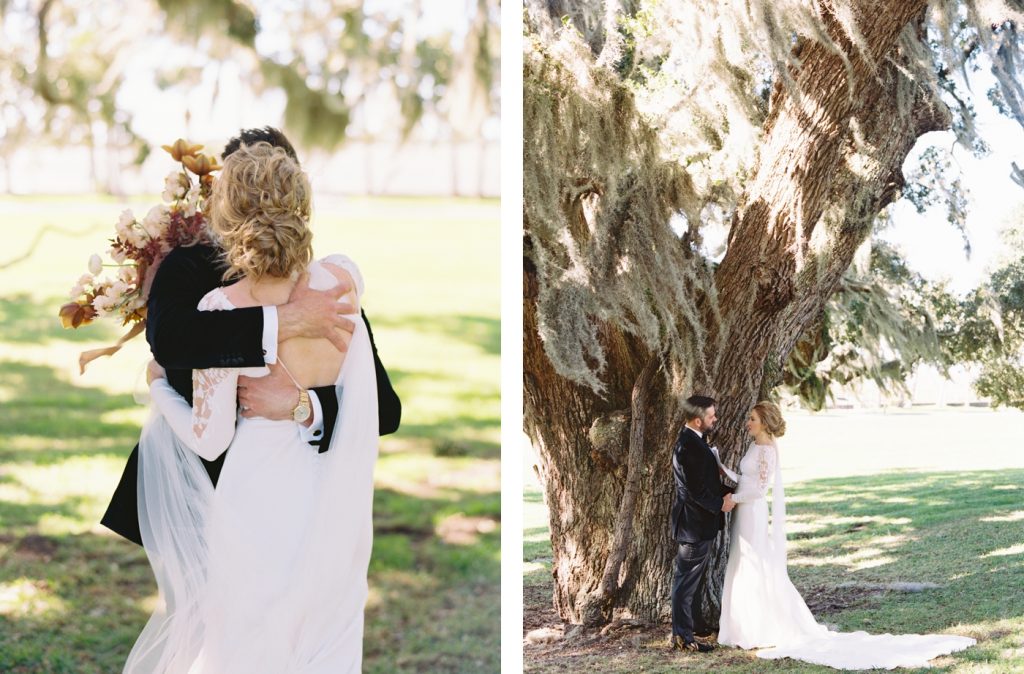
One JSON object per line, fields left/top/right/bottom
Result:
{"left": 100, "top": 127, "right": 400, "bottom": 672}
{"left": 670, "top": 396, "right": 976, "bottom": 669}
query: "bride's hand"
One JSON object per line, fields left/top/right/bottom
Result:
{"left": 146, "top": 359, "right": 166, "bottom": 385}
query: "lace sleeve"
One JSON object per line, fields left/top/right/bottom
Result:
{"left": 148, "top": 288, "right": 268, "bottom": 461}
{"left": 732, "top": 444, "right": 777, "bottom": 503}
{"left": 149, "top": 371, "right": 237, "bottom": 461}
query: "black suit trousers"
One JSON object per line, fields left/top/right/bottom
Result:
{"left": 670, "top": 539, "right": 712, "bottom": 640}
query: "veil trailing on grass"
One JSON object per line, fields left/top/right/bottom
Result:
{"left": 722, "top": 443, "right": 977, "bottom": 668}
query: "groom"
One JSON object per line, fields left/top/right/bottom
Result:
{"left": 101, "top": 126, "right": 401, "bottom": 545}
{"left": 668, "top": 395, "right": 734, "bottom": 653}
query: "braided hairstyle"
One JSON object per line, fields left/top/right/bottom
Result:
{"left": 208, "top": 140, "right": 312, "bottom": 282}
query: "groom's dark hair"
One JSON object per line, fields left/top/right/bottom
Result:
{"left": 683, "top": 395, "right": 716, "bottom": 421}
{"left": 222, "top": 126, "right": 298, "bottom": 162}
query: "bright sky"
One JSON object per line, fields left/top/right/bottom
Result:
{"left": 114, "top": 0, "right": 490, "bottom": 147}
{"left": 881, "top": 65, "right": 1024, "bottom": 295}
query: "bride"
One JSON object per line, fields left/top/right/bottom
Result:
{"left": 124, "top": 141, "right": 378, "bottom": 673}
{"left": 717, "top": 401, "right": 975, "bottom": 669}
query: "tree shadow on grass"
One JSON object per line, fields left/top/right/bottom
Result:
{"left": 524, "top": 468, "right": 1024, "bottom": 673}
{"left": 784, "top": 468, "right": 1024, "bottom": 634}
{"left": 0, "top": 294, "right": 120, "bottom": 345}
{"left": 395, "top": 413, "right": 500, "bottom": 458}
{"left": 1, "top": 490, "right": 502, "bottom": 674}
{"left": 365, "top": 486, "right": 501, "bottom": 673}
{"left": 0, "top": 358, "right": 154, "bottom": 672}
{"left": 381, "top": 366, "right": 499, "bottom": 459}
{"left": 0, "top": 529, "right": 152, "bottom": 674}
{"left": 0, "top": 354, "right": 501, "bottom": 674}
{"left": 0, "top": 493, "right": 502, "bottom": 674}
{"left": 0, "top": 488, "right": 94, "bottom": 531}
{"left": 0, "top": 360, "right": 140, "bottom": 464}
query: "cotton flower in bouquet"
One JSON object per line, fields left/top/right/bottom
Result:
{"left": 58, "top": 139, "right": 222, "bottom": 372}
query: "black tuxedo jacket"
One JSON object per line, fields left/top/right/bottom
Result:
{"left": 100, "top": 244, "right": 401, "bottom": 545}
{"left": 670, "top": 426, "right": 725, "bottom": 543}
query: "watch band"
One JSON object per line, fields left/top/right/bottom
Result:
{"left": 292, "top": 389, "right": 312, "bottom": 423}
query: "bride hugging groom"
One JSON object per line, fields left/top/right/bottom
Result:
{"left": 101, "top": 127, "right": 398, "bottom": 672}
{"left": 669, "top": 395, "right": 976, "bottom": 669}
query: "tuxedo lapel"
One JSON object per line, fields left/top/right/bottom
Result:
{"left": 683, "top": 426, "right": 713, "bottom": 459}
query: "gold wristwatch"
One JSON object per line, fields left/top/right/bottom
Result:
{"left": 292, "top": 390, "right": 312, "bottom": 423}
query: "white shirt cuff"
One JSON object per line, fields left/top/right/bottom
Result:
{"left": 261, "top": 306, "right": 279, "bottom": 364}
{"left": 299, "top": 389, "right": 325, "bottom": 445}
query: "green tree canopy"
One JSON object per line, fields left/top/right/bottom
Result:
{"left": 0, "top": 0, "right": 499, "bottom": 170}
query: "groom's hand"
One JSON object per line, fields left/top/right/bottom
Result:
{"left": 278, "top": 272, "right": 356, "bottom": 352}
{"left": 238, "top": 366, "right": 311, "bottom": 426}
{"left": 722, "top": 493, "right": 736, "bottom": 513}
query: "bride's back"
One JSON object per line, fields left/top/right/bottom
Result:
{"left": 223, "top": 259, "right": 358, "bottom": 389}
{"left": 278, "top": 261, "right": 357, "bottom": 388}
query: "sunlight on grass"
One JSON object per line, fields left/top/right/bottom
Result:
{"left": 435, "top": 513, "right": 498, "bottom": 546}
{"left": 789, "top": 547, "right": 898, "bottom": 570}
{"left": 364, "top": 586, "right": 384, "bottom": 612}
{"left": 0, "top": 579, "right": 67, "bottom": 618}
{"left": 1, "top": 435, "right": 127, "bottom": 452}
{"left": 8, "top": 457, "right": 125, "bottom": 502}
{"left": 37, "top": 513, "right": 85, "bottom": 536}
{"left": 786, "top": 513, "right": 913, "bottom": 532}
{"left": 99, "top": 408, "right": 150, "bottom": 428}
{"left": 374, "top": 453, "right": 499, "bottom": 498}
{"left": 981, "top": 511, "right": 1024, "bottom": 522}
{"left": 983, "top": 544, "right": 1024, "bottom": 558}
{"left": 0, "top": 483, "right": 36, "bottom": 505}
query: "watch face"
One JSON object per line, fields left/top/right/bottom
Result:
{"left": 294, "top": 403, "right": 311, "bottom": 422}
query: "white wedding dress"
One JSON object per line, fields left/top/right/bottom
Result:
{"left": 124, "top": 256, "right": 379, "bottom": 674}
{"left": 718, "top": 441, "right": 975, "bottom": 669}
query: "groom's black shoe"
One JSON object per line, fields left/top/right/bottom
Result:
{"left": 668, "top": 634, "right": 714, "bottom": 653}
{"left": 683, "top": 640, "right": 715, "bottom": 653}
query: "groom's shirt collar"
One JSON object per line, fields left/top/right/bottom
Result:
{"left": 684, "top": 423, "right": 704, "bottom": 439}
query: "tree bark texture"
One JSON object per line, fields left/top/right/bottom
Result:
{"left": 525, "top": 253, "right": 680, "bottom": 623}
{"left": 525, "top": 0, "right": 952, "bottom": 629}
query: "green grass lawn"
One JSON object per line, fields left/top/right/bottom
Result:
{"left": 0, "top": 194, "right": 499, "bottom": 673}
{"left": 523, "top": 408, "right": 1024, "bottom": 673}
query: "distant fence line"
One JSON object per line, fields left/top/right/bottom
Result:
{"left": 818, "top": 364, "right": 991, "bottom": 409}
{"left": 1, "top": 140, "right": 499, "bottom": 198}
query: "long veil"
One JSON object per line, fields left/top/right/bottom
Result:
{"left": 125, "top": 264, "right": 378, "bottom": 673}
{"left": 125, "top": 411, "right": 214, "bottom": 672}
{"left": 768, "top": 442, "right": 786, "bottom": 570}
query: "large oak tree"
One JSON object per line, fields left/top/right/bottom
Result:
{"left": 524, "top": 0, "right": 1024, "bottom": 628}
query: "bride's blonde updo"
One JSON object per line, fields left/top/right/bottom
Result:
{"left": 209, "top": 141, "right": 312, "bottom": 281}
{"left": 752, "top": 400, "right": 786, "bottom": 438}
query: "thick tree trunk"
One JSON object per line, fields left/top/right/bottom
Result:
{"left": 525, "top": 254, "right": 680, "bottom": 624}
{"left": 693, "top": 3, "right": 947, "bottom": 625}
